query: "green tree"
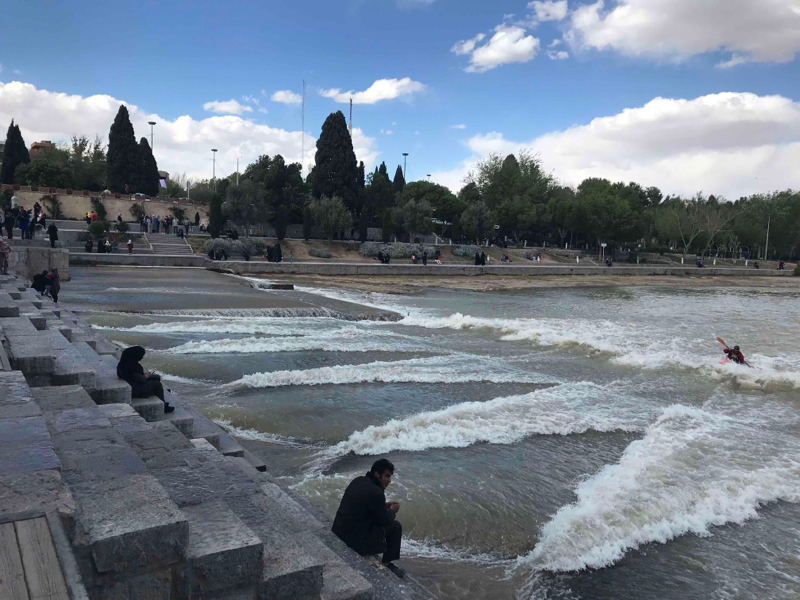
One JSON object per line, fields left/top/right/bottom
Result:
{"left": 0, "top": 120, "right": 30, "bottom": 184}
{"left": 68, "top": 135, "right": 107, "bottom": 191}
{"left": 309, "top": 195, "right": 352, "bottom": 241}
{"left": 208, "top": 192, "right": 224, "bottom": 238}
{"left": 392, "top": 165, "right": 405, "bottom": 194}
{"left": 575, "top": 178, "right": 634, "bottom": 250}
{"left": 138, "top": 138, "right": 160, "bottom": 196}
{"left": 129, "top": 202, "right": 145, "bottom": 221}
{"left": 15, "top": 159, "right": 74, "bottom": 188}
{"left": 382, "top": 208, "right": 393, "bottom": 243}
{"left": 303, "top": 205, "right": 312, "bottom": 241}
{"left": 460, "top": 201, "right": 492, "bottom": 244}
{"left": 313, "top": 112, "right": 359, "bottom": 214}
{"left": 401, "top": 199, "right": 434, "bottom": 241}
{"left": 225, "top": 179, "right": 270, "bottom": 236}
{"left": 107, "top": 106, "right": 140, "bottom": 193}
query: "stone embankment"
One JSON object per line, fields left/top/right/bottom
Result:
{"left": 0, "top": 271, "right": 432, "bottom": 600}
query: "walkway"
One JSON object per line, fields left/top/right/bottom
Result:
{"left": 144, "top": 232, "right": 194, "bottom": 255}
{"left": 0, "top": 516, "right": 70, "bottom": 600}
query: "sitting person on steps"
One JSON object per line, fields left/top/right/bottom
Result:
{"left": 116, "top": 346, "right": 174, "bottom": 413}
{"left": 332, "top": 458, "right": 405, "bottom": 578}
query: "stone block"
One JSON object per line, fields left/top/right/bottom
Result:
{"left": 225, "top": 495, "right": 324, "bottom": 600}
{"left": 0, "top": 437, "right": 61, "bottom": 475}
{"left": 53, "top": 427, "right": 147, "bottom": 484}
{"left": 0, "top": 400, "right": 41, "bottom": 419}
{"left": 178, "top": 500, "right": 263, "bottom": 596}
{"left": 243, "top": 449, "right": 267, "bottom": 472}
{"left": 85, "top": 567, "right": 172, "bottom": 600}
{"left": 96, "top": 403, "right": 139, "bottom": 419}
{"left": 0, "top": 469, "right": 76, "bottom": 518}
{"left": 218, "top": 431, "right": 245, "bottom": 457}
{"left": 0, "top": 370, "right": 35, "bottom": 406}
{"left": 131, "top": 396, "right": 164, "bottom": 422}
{"left": 183, "top": 408, "right": 221, "bottom": 449}
{"left": 109, "top": 415, "right": 152, "bottom": 434}
{"left": 69, "top": 473, "right": 188, "bottom": 574}
{"left": 190, "top": 438, "right": 217, "bottom": 452}
{"left": 0, "top": 291, "right": 20, "bottom": 317}
{"left": 159, "top": 407, "right": 194, "bottom": 438}
{"left": 260, "top": 482, "right": 325, "bottom": 532}
{"left": 6, "top": 330, "right": 67, "bottom": 375}
{"left": 31, "top": 385, "right": 96, "bottom": 412}
{"left": 45, "top": 407, "right": 112, "bottom": 434}
{"left": 1, "top": 315, "right": 41, "bottom": 336}
{"left": 296, "top": 531, "right": 373, "bottom": 600}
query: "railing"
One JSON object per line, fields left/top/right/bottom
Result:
{"left": 1, "top": 184, "right": 203, "bottom": 205}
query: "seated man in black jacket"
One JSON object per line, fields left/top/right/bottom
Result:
{"left": 332, "top": 458, "right": 405, "bottom": 578}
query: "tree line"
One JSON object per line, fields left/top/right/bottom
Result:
{"left": 0, "top": 106, "right": 161, "bottom": 196}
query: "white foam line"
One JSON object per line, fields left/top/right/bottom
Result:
{"left": 211, "top": 418, "right": 324, "bottom": 448}
{"left": 166, "top": 334, "right": 420, "bottom": 355}
{"left": 517, "top": 403, "right": 800, "bottom": 573}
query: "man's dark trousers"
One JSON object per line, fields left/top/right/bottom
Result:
{"left": 383, "top": 520, "right": 402, "bottom": 563}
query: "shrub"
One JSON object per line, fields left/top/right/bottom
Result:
{"left": 42, "top": 194, "right": 63, "bottom": 219}
{"left": 451, "top": 245, "right": 480, "bottom": 258}
{"left": 90, "top": 197, "right": 107, "bottom": 222}
{"left": 130, "top": 202, "right": 145, "bottom": 221}
{"left": 360, "top": 242, "right": 436, "bottom": 259}
{"left": 252, "top": 239, "right": 266, "bottom": 256}
{"left": 116, "top": 221, "right": 129, "bottom": 233}
{"left": 87, "top": 221, "right": 106, "bottom": 236}
{"left": 794, "top": 263, "right": 800, "bottom": 276}
{"left": 171, "top": 206, "right": 186, "bottom": 222}
{"left": 204, "top": 238, "right": 232, "bottom": 260}
{"left": 309, "top": 248, "right": 332, "bottom": 258}
{"left": 235, "top": 239, "right": 255, "bottom": 261}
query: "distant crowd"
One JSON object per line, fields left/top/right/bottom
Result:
{"left": 139, "top": 212, "right": 203, "bottom": 235}
{"left": 3, "top": 201, "right": 54, "bottom": 242}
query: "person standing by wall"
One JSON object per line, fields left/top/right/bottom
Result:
{"left": 47, "top": 222, "right": 58, "bottom": 248}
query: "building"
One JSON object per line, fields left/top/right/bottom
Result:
{"left": 29, "top": 140, "right": 55, "bottom": 158}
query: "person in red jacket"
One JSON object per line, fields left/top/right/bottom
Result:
{"left": 724, "top": 345, "right": 745, "bottom": 365}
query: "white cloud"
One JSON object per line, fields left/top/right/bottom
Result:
{"left": 392, "top": 121, "right": 397, "bottom": 125}
{"left": 203, "top": 99, "right": 252, "bottom": 115}
{"left": 547, "top": 50, "right": 569, "bottom": 60}
{"left": 397, "top": 0, "right": 434, "bottom": 7}
{"left": 319, "top": 77, "right": 425, "bottom": 104}
{"left": 271, "top": 90, "right": 303, "bottom": 104}
{"left": 380, "top": 129, "right": 394, "bottom": 135}
{"left": 13, "top": 69, "right": 22, "bottom": 75}
{"left": 451, "top": 33, "right": 486, "bottom": 56}
{"left": 241, "top": 95, "right": 260, "bottom": 107}
{"left": 451, "top": 124, "right": 467, "bottom": 129}
{"left": 453, "top": 25, "right": 540, "bottom": 72}
{"left": 565, "top": 0, "right": 800, "bottom": 66}
{"left": 528, "top": 0, "right": 569, "bottom": 22}
{"left": 0, "top": 81, "right": 378, "bottom": 183}
{"left": 548, "top": 38, "right": 562, "bottom": 47}
{"left": 430, "top": 92, "right": 800, "bottom": 198}
{"left": 257, "top": 107, "right": 269, "bottom": 114}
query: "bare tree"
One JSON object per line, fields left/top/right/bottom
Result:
{"left": 672, "top": 194, "right": 707, "bottom": 260}
{"left": 702, "top": 202, "right": 735, "bottom": 259}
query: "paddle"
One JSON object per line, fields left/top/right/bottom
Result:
{"left": 716, "top": 337, "right": 754, "bottom": 368}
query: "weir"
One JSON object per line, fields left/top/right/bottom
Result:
{"left": 0, "top": 270, "right": 433, "bottom": 599}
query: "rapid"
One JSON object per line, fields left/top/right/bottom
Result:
{"left": 67, "top": 269, "right": 800, "bottom": 599}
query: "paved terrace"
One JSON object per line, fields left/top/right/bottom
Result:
{"left": 0, "top": 272, "right": 433, "bottom": 600}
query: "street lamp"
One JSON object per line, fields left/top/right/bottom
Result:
{"left": 426, "top": 174, "right": 431, "bottom": 181}
{"left": 148, "top": 121, "right": 156, "bottom": 151}
{"left": 402, "top": 153, "right": 409, "bottom": 180}
{"left": 211, "top": 149, "right": 218, "bottom": 191}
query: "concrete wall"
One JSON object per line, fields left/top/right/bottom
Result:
{"left": 8, "top": 189, "right": 208, "bottom": 223}
{"left": 215, "top": 261, "right": 797, "bottom": 278}
{"left": 8, "top": 243, "right": 69, "bottom": 280}
{"left": 70, "top": 253, "right": 208, "bottom": 268}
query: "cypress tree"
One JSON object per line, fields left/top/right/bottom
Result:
{"left": 138, "top": 138, "right": 160, "bottom": 196}
{"left": 358, "top": 210, "right": 368, "bottom": 242}
{"left": 378, "top": 162, "right": 389, "bottom": 183}
{"left": 357, "top": 161, "right": 365, "bottom": 189}
{"left": 0, "top": 120, "right": 30, "bottom": 184}
{"left": 382, "top": 209, "right": 393, "bottom": 243}
{"left": 303, "top": 205, "right": 312, "bottom": 241}
{"left": 392, "top": 165, "right": 405, "bottom": 194}
{"left": 107, "top": 106, "right": 140, "bottom": 193}
{"left": 208, "top": 192, "right": 224, "bottom": 238}
{"left": 313, "top": 111, "right": 359, "bottom": 213}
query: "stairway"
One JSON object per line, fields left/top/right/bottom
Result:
{"left": 0, "top": 275, "right": 432, "bottom": 600}
{"left": 145, "top": 232, "right": 195, "bottom": 255}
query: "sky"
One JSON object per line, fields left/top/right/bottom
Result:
{"left": 1, "top": 0, "right": 799, "bottom": 198}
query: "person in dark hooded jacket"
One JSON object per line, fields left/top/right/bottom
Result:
{"left": 117, "top": 346, "right": 174, "bottom": 412}
{"left": 31, "top": 270, "right": 48, "bottom": 295}
{"left": 332, "top": 458, "right": 405, "bottom": 578}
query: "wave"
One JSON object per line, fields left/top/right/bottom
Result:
{"left": 150, "top": 370, "right": 208, "bottom": 385}
{"left": 517, "top": 403, "right": 800, "bottom": 573}
{"left": 212, "top": 418, "right": 323, "bottom": 448}
{"left": 166, "top": 332, "right": 419, "bottom": 355}
{"left": 402, "top": 538, "right": 512, "bottom": 566}
{"left": 319, "top": 382, "right": 651, "bottom": 458}
{"left": 124, "top": 307, "right": 402, "bottom": 321}
{"left": 401, "top": 313, "right": 800, "bottom": 390}
{"left": 224, "top": 354, "right": 550, "bottom": 390}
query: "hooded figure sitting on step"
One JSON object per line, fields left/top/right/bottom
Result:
{"left": 117, "top": 346, "right": 174, "bottom": 413}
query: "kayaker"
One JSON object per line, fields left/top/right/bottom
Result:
{"left": 723, "top": 345, "right": 745, "bottom": 365}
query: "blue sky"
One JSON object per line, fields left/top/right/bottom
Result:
{"left": 1, "top": 0, "right": 799, "bottom": 196}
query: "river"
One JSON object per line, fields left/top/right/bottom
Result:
{"left": 63, "top": 268, "right": 800, "bottom": 599}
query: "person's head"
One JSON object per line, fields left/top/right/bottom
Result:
{"left": 734, "top": 345, "right": 740, "bottom": 351}
{"left": 42, "top": 270, "right": 48, "bottom": 276}
{"left": 370, "top": 458, "right": 395, "bottom": 489}
{"left": 120, "top": 345, "right": 146, "bottom": 363}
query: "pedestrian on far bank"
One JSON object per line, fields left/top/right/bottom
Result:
{"left": 127, "top": 239, "right": 133, "bottom": 254}
{"left": 85, "top": 238, "right": 93, "bottom": 253}
{"left": 46, "top": 269, "right": 60, "bottom": 303}
{"left": 0, "top": 238, "right": 9, "bottom": 274}
{"left": 422, "top": 251, "right": 427, "bottom": 266}
{"left": 480, "top": 251, "right": 487, "bottom": 266}
{"left": 47, "top": 223, "right": 58, "bottom": 248}
{"left": 195, "top": 212, "right": 200, "bottom": 227}
{"left": 4, "top": 208, "right": 12, "bottom": 240}
{"left": 289, "top": 252, "right": 293, "bottom": 263}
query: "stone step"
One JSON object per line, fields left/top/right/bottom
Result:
{"left": 71, "top": 343, "right": 131, "bottom": 405}
{"left": 218, "top": 430, "right": 246, "bottom": 457}
{"left": 243, "top": 448, "right": 268, "bottom": 472}
{"left": 120, "top": 420, "right": 196, "bottom": 469}
{"left": 182, "top": 405, "right": 243, "bottom": 455}
{"left": 158, "top": 406, "right": 194, "bottom": 438}
{"left": 0, "top": 291, "right": 20, "bottom": 317}
{"left": 225, "top": 494, "right": 324, "bottom": 600}
{"left": 131, "top": 396, "right": 165, "bottom": 422}
{"left": 297, "top": 532, "right": 373, "bottom": 600}
{"left": 178, "top": 500, "right": 264, "bottom": 597}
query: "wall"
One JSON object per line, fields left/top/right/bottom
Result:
{"left": 70, "top": 253, "right": 208, "bottom": 267}
{"left": 6, "top": 189, "right": 208, "bottom": 223}
{"left": 8, "top": 243, "right": 70, "bottom": 280}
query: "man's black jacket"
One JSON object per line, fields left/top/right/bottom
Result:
{"left": 332, "top": 472, "right": 396, "bottom": 556}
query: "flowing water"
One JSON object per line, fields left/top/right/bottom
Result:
{"left": 64, "top": 269, "right": 800, "bottom": 599}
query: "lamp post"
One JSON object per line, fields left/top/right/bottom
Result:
{"left": 402, "top": 153, "right": 409, "bottom": 180}
{"left": 426, "top": 174, "right": 431, "bottom": 181}
{"left": 147, "top": 121, "right": 156, "bottom": 151}
{"left": 211, "top": 149, "right": 218, "bottom": 191}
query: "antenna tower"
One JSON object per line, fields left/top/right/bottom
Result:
{"left": 349, "top": 97, "right": 353, "bottom": 135}
{"left": 301, "top": 80, "right": 306, "bottom": 176}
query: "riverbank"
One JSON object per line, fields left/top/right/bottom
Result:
{"left": 253, "top": 273, "right": 800, "bottom": 294}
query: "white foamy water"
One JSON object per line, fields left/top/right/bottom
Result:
{"left": 322, "top": 382, "right": 653, "bottom": 457}
{"left": 167, "top": 332, "right": 420, "bottom": 354}
{"left": 224, "top": 354, "right": 550, "bottom": 390}
{"left": 517, "top": 402, "right": 800, "bottom": 573}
